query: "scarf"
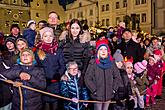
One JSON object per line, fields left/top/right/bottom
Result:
{"left": 95, "top": 55, "right": 113, "bottom": 69}
{"left": 36, "top": 40, "right": 58, "bottom": 54}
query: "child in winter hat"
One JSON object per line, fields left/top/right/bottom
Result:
{"left": 113, "top": 49, "right": 124, "bottom": 69}
{"left": 27, "top": 19, "right": 36, "bottom": 28}
{"left": 132, "top": 60, "right": 149, "bottom": 109}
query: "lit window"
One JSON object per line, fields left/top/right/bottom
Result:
{"left": 136, "top": 0, "right": 140, "bottom": 5}
{"left": 123, "top": 0, "right": 127, "bottom": 7}
{"left": 142, "top": 13, "right": 146, "bottom": 22}
{"left": 116, "top": 2, "right": 120, "bottom": 9}
{"left": 106, "top": 4, "right": 109, "bottom": 11}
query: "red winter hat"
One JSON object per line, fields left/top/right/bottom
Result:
{"left": 96, "top": 39, "right": 109, "bottom": 51}
{"left": 153, "top": 49, "right": 162, "bottom": 56}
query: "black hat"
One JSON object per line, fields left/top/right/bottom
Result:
{"left": 5, "top": 37, "right": 16, "bottom": 48}
{"left": 122, "top": 28, "right": 131, "bottom": 36}
{"left": 10, "top": 24, "right": 20, "bottom": 31}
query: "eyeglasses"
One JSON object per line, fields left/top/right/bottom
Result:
{"left": 69, "top": 67, "right": 78, "bottom": 71}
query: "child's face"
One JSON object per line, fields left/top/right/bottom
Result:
{"left": 149, "top": 58, "right": 155, "bottom": 66}
{"left": 20, "top": 51, "right": 33, "bottom": 65}
{"left": 115, "top": 61, "right": 123, "bottom": 69}
{"left": 17, "top": 40, "right": 28, "bottom": 52}
{"left": 126, "top": 66, "right": 133, "bottom": 74}
{"left": 69, "top": 64, "right": 78, "bottom": 76}
{"left": 42, "top": 32, "right": 54, "bottom": 43}
{"left": 6, "top": 41, "right": 15, "bottom": 50}
{"left": 30, "top": 23, "right": 36, "bottom": 30}
{"left": 98, "top": 46, "right": 108, "bottom": 59}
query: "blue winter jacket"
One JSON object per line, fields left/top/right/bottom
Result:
{"left": 60, "top": 71, "right": 89, "bottom": 110}
{"left": 23, "top": 28, "right": 37, "bottom": 48}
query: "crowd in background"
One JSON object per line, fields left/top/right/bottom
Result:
{"left": 0, "top": 11, "right": 165, "bottom": 110}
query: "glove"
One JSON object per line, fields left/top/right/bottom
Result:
{"left": 72, "top": 98, "right": 79, "bottom": 103}
{"left": 148, "top": 76, "right": 152, "bottom": 80}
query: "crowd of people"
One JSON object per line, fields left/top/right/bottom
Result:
{"left": 0, "top": 11, "right": 165, "bottom": 110}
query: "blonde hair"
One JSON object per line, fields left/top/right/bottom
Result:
{"left": 97, "top": 47, "right": 108, "bottom": 60}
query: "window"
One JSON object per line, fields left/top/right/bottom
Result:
{"left": 136, "top": 0, "right": 140, "bottom": 5}
{"left": 123, "top": 0, "right": 127, "bottom": 7}
{"left": 89, "top": 9, "right": 93, "bottom": 16}
{"left": 12, "top": 0, "right": 17, "bottom": 4}
{"left": 36, "top": 13, "right": 40, "bottom": 18}
{"left": 141, "top": 0, "right": 146, "bottom": 4}
{"left": 79, "top": 2, "right": 82, "bottom": 7}
{"left": 69, "top": 14, "right": 72, "bottom": 19}
{"left": 102, "top": 5, "right": 105, "bottom": 12}
{"left": 102, "top": 19, "right": 105, "bottom": 26}
{"left": 106, "top": 19, "right": 110, "bottom": 27}
{"left": 116, "top": 17, "right": 120, "bottom": 24}
{"left": 50, "top": 0, "right": 53, "bottom": 4}
{"left": 80, "top": 12, "right": 83, "bottom": 18}
{"left": 141, "top": 13, "right": 146, "bottom": 22}
{"left": 77, "top": 12, "right": 79, "bottom": 18}
{"left": 116, "top": 2, "right": 120, "bottom": 9}
{"left": 136, "top": 14, "right": 140, "bottom": 22}
{"left": 106, "top": 4, "right": 109, "bottom": 11}
{"left": 163, "top": 11, "right": 165, "bottom": 27}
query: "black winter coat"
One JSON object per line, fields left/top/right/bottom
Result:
{"left": 117, "top": 39, "right": 143, "bottom": 63}
{"left": 1, "top": 64, "right": 46, "bottom": 110}
{"left": 62, "top": 38, "right": 90, "bottom": 73}
{"left": 40, "top": 48, "right": 65, "bottom": 102}
{"left": 0, "top": 59, "right": 12, "bottom": 108}
{"left": 85, "top": 59, "right": 121, "bottom": 101}
{"left": 113, "top": 69, "right": 132, "bottom": 101}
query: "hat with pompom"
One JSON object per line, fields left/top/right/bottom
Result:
{"left": 134, "top": 60, "right": 148, "bottom": 74}
{"left": 96, "top": 39, "right": 110, "bottom": 53}
{"left": 113, "top": 49, "right": 123, "bottom": 62}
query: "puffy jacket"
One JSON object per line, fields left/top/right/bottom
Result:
{"left": 1, "top": 64, "right": 46, "bottom": 110}
{"left": 85, "top": 59, "right": 121, "bottom": 101}
{"left": 60, "top": 71, "right": 89, "bottom": 110}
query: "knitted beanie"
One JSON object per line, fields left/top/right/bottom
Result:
{"left": 16, "top": 37, "right": 28, "bottom": 46}
{"left": 113, "top": 49, "right": 123, "bottom": 62}
{"left": 134, "top": 60, "right": 148, "bottom": 74}
{"left": 20, "top": 48, "right": 35, "bottom": 62}
{"left": 27, "top": 19, "right": 36, "bottom": 27}
{"left": 39, "top": 27, "right": 55, "bottom": 39}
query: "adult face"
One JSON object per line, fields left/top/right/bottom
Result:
{"left": 68, "top": 64, "right": 78, "bottom": 76}
{"left": 17, "top": 40, "right": 27, "bottom": 52}
{"left": 122, "top": 31, "right": 132, "bottom": 42}
{"left": 42, "top": 32, "right": 54, "bottom": 43}
{"left": 20, "top": 51, "right": 33, "bottom": 65}
{"left": 112, "top": 36, "right": 118, "bottom": 42}
{"left": 98, "top": 46, "right": 108, "bottom": 59}
{"left": 70, "top": 23, "right": 81, "bottom": 37}
{"left": 6, "top": 41, "right": 15, "bottom": 51}
{"left": 48, "top": 13, "right": 59, "bottom": 25}
{"left": 115, "top": 61, "right": 123, "bottom": 69}
{"left": 11, "top": 27, "right": 20, "bottom": 36}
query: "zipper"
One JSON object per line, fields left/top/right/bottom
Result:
{"left": 74, "top": 77, "right": 80, "bottom": 110}
{"left": 103, "top": 69, "right": 106, "bottom": 101}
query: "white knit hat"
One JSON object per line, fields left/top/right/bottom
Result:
{"left": 27, "top": 19, "right": 36, "bottom": 27}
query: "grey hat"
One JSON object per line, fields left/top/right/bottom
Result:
{"left": 113, "top": 49, "right": 123, "bottom": 62}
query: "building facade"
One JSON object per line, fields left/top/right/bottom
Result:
{"left": 0, "top": 0, "right": 30, "bottom": 34}
{"left": 152, "top": 0, "right": 165, "bottom": 35}
{"left": 30, "top": 0, "right": 65, "bottom": 24}
{"left": 66, "top": 0, "right": 152, "bottom": 33}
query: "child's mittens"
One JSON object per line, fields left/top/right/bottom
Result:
{"left": 38, "top": 49, "right": 46, "bottom": 60}
{"left": 72, "top": 98, "right": 79, "bottom": 103}
{"left": 148, "top": 76, "right": 152, "bottom": 81}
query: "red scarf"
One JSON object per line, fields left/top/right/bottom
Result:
{"left": 36, "top": 40, "right": 58, "bottom": 54}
